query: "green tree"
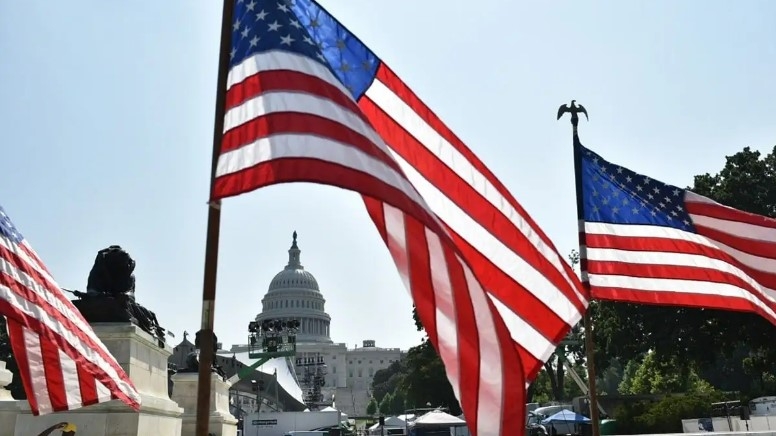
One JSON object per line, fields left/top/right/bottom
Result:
{"left": 380, "top": 308, "right": 461, "bottom": 414}
{"left": 372, "top": 361, "right": 404, "bottom": 403}
{"left": 617, "top": 359, "right": 641, "bottom": 395}
{"left": 618, "top": 352, "right": 713, "bottom": 395}
{"left": 597, "top": 359, "right": 625, "bottom": 395}
{"left": 399, "top": 340, "right": 461, "bottom": 414}
{"left": 594, "top": 145, "right": 776, "bottom": 396}
{"left": 390, "top": 389, "right": 407, "bottom": 415}
{"left": 379, "top": 392, "right": 393, "bottom": 415}
{"left": 366, "top": 397, "right": 378, "bottom": 416}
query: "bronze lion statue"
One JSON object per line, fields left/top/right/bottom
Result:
{"left": 72, "top": 245, "right": 167, "bottom": 347}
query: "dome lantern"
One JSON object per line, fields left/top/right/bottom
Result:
{"left": 267, "top": 232, "right": 320, "bottom": 292}
{"left": 286, "top": 230, "right": 302, "bottom": 269}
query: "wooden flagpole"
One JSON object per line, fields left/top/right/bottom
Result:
{"left": 195, "top": 1, "right": 235, "bottom": 435}
{"left": 559, "top": 100, "right": 601, "bottom": 436}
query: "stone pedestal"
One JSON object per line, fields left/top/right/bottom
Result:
{"left": 14, "top": 323, "right": 183, "bottom": 436}
{"left": 0, "top": 360, "right": 21, "bottom": 431}
{"left": 0, "top": 361, "right": 14, "bottom": 402}
{"left": 171, "top": 372, "right": 238, "bottom": 436}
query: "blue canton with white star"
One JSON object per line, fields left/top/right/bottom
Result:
{"left": 0, "top": 206, "right": 24, "bottom": 245}
{"left": 578, "top": 143, "right": 696, "bottom": 232}
{"left": 230, "top": 0, "right": 379, "bottom": 100}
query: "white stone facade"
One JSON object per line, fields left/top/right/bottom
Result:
{"left": 294, "top": 341, "right": 404, "bottom": 392}
{"left": 231, "top": 233, "right": 406, "bottom": 416}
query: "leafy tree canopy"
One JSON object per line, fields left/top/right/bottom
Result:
{"left": 366, "top": 397, "right": 377, "bottom": 415}
{"left": 618, "top": 352, "right": 714, "bottom": 395}
{"left": 374, "top": 308, "right": 461, "bottom": 415}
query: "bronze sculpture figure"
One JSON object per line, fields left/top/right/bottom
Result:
{"left": 71, "top": 245, "right": 167, "bottom": 347}
{"left": 179, "top": 330, "right": 226, "bottom": 380}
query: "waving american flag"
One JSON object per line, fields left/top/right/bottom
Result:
{"left": 212, "top": 1, "right": 588, "bottom": 434}
{"left": 0, "top": 205, "right": 140, "bottom": 415}
{"left": 578, "top": 142, "right": 776, "bottom": 323}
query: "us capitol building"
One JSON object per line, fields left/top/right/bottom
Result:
{"left": 222, "top": 232, "right": 405, "bottom": 416}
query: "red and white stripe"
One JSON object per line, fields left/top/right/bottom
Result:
{"left": 360, "top": 64, "right": 589, "bottom": 377}
{"left": 0, "top": 229, "right": 140, "bottom": 415}
{"left": 584, "top": 191, "right": 776, "bottom": 324}
{"left": 215, "top": 48, "right": 587, "bottom": 435}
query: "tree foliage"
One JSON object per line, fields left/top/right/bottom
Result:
{"left": 390, "top": 389, "right": 407, "bottom": 414}
{"left": 528, "top": 361, "right": 588, "bottom": 404}
{"left": 618, "top": 352, "right": 713, "bottom": 395}
{"left": 371, "top": 360, "right": 404, "bottom": 404}
{"left": 366, "top": 397, "right": 377, "bottom": 415}
{"left": 593, "top": 145, "right": 776, "bottom": 397}
{"left": 375, "top": 307, "right": 461, "bottom": 415}
{"left": 379, "top": 392, "right": 393, "bottom": 414}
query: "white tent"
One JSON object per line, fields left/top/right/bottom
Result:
{"left": 368, "top": 416, "right": 407, "bottom": 430}
{"left": 321, "top": 405, "right": 349, "bottom": 422}
{"left": 368, "top": 416, "right": 408, "bottom": 434}
{"left": 412, "top": 410, "right": 466, "bottom": 427}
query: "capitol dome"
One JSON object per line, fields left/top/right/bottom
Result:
{"left": 257, "top": 232, "right": 332, "bottom": 343}
{"left": 268, "top": 265, "right": 319, "bottom": 292}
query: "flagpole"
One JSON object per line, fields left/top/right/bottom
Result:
{"left": 195, "top": 1, "right": 234, "bottom": 436}
{"left": 561, "top": 101, "right": 602, "bottom": 436}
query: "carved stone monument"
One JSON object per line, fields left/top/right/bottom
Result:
{"left": 13, "top": 246, "right": 184, "bottom": 435}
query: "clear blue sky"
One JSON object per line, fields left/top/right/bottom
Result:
{"left": 1, "top": 1, "right": 775, "bottom": 352}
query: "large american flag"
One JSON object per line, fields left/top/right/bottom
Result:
{"left": 0, "top": 205, "right": 140, "bottom": 415}
{"left": 578, "top": 142, "right": 776, "bottom": 323}
{"left": 212, "top": 1, "right": 588, "bottom": 433}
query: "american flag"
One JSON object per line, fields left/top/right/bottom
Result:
{"left": 578, "top": 142, "right": 776, "bottom": 323}
{"left": 212, "top": 1, "right": 588, "bottom": 433}
{"left": 0, "top": 205, "right": 140, "bottom": 415}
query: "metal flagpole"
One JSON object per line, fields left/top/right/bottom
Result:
{"left": 195, "top": 1, "right": 235, "bottom": 435}
{"left": 558, "top": 100, "right": 601, "bottom": 436}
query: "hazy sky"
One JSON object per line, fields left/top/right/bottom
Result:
{"left": 1, "top": 1, "right": 774, "bottom": 352}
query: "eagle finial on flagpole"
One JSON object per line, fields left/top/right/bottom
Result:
{"left": 557, "top": 100, "right": 589, "bottom": 136}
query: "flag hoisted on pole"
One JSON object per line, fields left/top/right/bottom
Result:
{"left": 0, "top": 204, "right": 140, "bottom": 415}
{"left": 575, "top": 136, "right": 776, "bottom": 324}
{"left": 559, "top": 100, "right": 602, "bottom": 436}
{"left": 194, "top": 0, "right": 234, "bottom": 434}
{"left": 198, "top": 0, "right": 590, "bottom": 435}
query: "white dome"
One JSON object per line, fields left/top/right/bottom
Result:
{"left": 269, "top": 268, "right": 319, "bottom": 292}
{"left": 258, "top": 232, "right": 332, "bottom": 343}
